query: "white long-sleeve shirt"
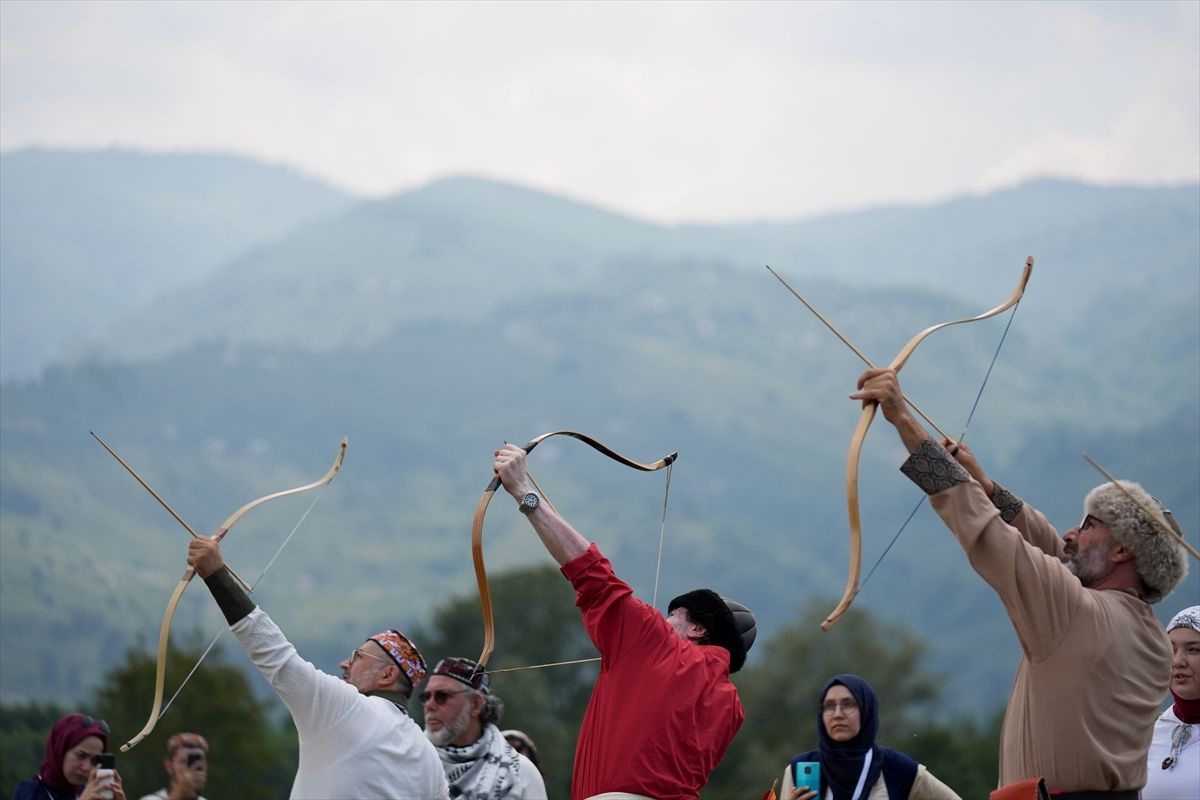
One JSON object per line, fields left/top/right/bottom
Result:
{"left": 1143, "top": 706, "right": 1200, "bottom": 800}
{"left": 232, "top": 607, "right": 449, "bottom": 800}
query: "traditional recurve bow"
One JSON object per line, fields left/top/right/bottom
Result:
{"left": 819, "top": 258, "right": 1033, "bottom": 630}
{"left": 767, "top": 259, "right": 1033, "bottom": 631}
{"left": 471, "top": 430, "right": 677, "bottom": 671}
{"left": 98, "top": 436, "right": 348, "bottom": 752}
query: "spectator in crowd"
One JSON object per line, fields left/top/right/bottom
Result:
{"left": 501, "top": 730, "right": 544, "bottom": 777}
{"left": 780, "top": 674, "right": 960, "bottom": 800}
{"left": 136, "top": 732, "right": 208, "bottom": 800}
{"left": 1144, "top": 605, "right": 1200, "bottom": 799}
{"left": 11, "top": 713, "right": 126, "bottom": 800}
{"left": 422, "top": 657, "right": 547, "bottom": 799}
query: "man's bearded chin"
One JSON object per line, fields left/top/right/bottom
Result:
{"left": 425, "top": 703, "right": 472, "bottom": 747}
{"left": 1065, "top": 542, "right": 1111, "bottom": 586}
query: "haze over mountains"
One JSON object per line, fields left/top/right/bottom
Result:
{"left": 1, "top": 148, "right": 1196, "bottom": 717}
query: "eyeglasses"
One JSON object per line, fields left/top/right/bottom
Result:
{"left": 78, "top": 714, "right": 111, "bottom": 734}
{"left": 821, "top": 700, "right": 859, "bottom": 716}
{"left": 348, "top": 647, "right": 391, "bottom": 666}
{"left": 419, "top": 688, "right": 470, "bottom": 706}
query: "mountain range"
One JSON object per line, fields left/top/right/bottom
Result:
{"left": 1, "top": 148, "right": 1196, "bottom": 718}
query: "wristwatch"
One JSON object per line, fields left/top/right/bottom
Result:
{"left": 517, "top": 491, "right": 540, "bottom": 514}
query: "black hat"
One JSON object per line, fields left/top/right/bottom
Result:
{"left": 430, "top": 657, "right": 490, "bottom": 693}
{"left": 668, "top": 589, "right": 757, "bottom": 673}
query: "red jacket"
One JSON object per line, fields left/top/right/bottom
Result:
{"left": 563, "top": 543, "right": 744, "bottom": 800}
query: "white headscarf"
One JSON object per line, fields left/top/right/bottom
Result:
{"left": 1167, "top": 605, "right": 1200, "bottom": 633}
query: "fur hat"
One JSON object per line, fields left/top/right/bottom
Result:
{"left": 668, "top": 589, "right": 756, "bottom": 673}
{"left": 1084, "top": 480, "right": 1188, "bottom": 604}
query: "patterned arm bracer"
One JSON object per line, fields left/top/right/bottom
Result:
{"left": 987, "top": 483, "right": 1024, "bottom": 524}
{"left": 899, "top": 438, "right": 972, "bottom": 494}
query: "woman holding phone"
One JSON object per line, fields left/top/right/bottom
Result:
{"left": 780, "top": 675, "right": 959, "bottom": 800}
{"left": 10, "top": 712, "right": 126, "bottom": 800}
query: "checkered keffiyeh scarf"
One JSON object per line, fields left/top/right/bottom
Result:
{"left": 439, "top": 723, "right": 521, "bottom": 800}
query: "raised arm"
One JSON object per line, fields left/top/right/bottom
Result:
{"left": 493, "top": 444, "right": 589, "bottom": 566}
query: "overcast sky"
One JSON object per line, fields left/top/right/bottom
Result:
{"left": 2, "top": 0, "right": 1197, "bottom": 223}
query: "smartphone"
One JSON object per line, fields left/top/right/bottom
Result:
{"left": 792, "top": 760, "right": 821, "bottom": 794}
{"left": 96, "top": 754, "right": 116, "bottom": 800}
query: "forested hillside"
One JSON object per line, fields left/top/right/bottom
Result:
{"left": 1, "top": 154, "right": 1196, "bottom": 732}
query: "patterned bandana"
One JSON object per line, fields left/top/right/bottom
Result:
{"left": 1167, "top": 605, "right": 1200, "bottom": 633}
{"left": 432, "top": 657, "right": 491, "bottom": 693}
{"left": 369, "top": 629, "right": 427, "bottom": 685}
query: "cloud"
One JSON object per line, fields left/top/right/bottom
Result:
{"left": 2, "top": 0, "right": 1196, "bottom": 222}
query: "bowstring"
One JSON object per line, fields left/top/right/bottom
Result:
{"left": 858, "top": 296, "right": 1025, "bottom": 591}
{"left": 488, "top": 455, "right": 675, "bottom": 675}
{"left": 158, "top": 487, "right": 328, "bottom": 719}
{"left": 650, "top": 461, "right": 673, "bottom": 609}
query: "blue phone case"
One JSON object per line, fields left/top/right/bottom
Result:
{"left": 792, "top": 760, "right": 821, "bottom": 793}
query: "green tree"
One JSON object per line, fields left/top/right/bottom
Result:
{"left": 92, "top": 631, "right": 296, "bottom": 798}
{"left": 899, "top": 707, "right": 1002, "bottom": 799}
{"left": 0, "top": 700, "right": 68, "bottom": 792}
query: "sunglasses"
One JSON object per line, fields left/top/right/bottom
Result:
{"left": 419, "top": 688, "right": 470, "bottom": 706}
{"left": 78, "top": 715, "right": 111, "bottom": 734}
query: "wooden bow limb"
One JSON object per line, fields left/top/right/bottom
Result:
{"left": 1082, "top": 452, "right": 1200, "bottom": 561}
{"left": 473, "top": 430, "right": 677, "bottom": 671}
{"left": 765, "top": 266, "right": 954, "bottom": 442}
{"left": 820, "top": 257, "right": 1034, "bottom": 631}
{"left": 120, "top": 436, "right": 348, "bottom": 752}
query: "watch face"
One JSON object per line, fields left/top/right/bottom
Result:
{"left": 520, "top": 492, "right": 540, "bottom": 511}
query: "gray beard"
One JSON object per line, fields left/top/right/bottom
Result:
{"left": 1065, "top": 541, "right": 1111, "bottom": 586}
{"left": 424, "top": 702, "right": 473, "bottom": 747}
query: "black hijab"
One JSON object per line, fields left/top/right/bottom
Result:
{"left": 789, "top": 674, "right": 917, "bottom": 800}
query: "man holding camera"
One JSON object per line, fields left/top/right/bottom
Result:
{"left": 137, "top": 733, "right": 208, "bottom": 800}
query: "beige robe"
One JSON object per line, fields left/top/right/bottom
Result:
{"left": 926, "top": 475, "right": 1170, "bottom": 790}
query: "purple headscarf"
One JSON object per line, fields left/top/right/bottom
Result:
{"left": 37, "top": 713, "right": 109, "bottom": 792}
